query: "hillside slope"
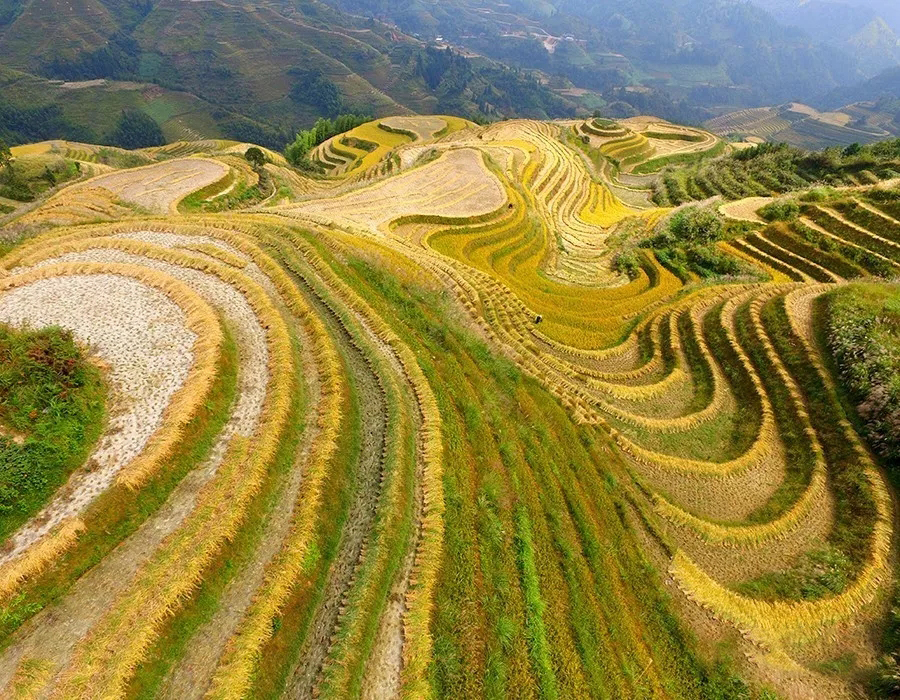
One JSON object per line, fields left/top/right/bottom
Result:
{"left": 322, "top": 0, "right": 865, "bottom": 113}
{"left": 705, "top": 101, "right": 897, "bottom": 149}
{"left": 0, "top": 0, "right": 576, "bottom": 147}
{"left": 0, "top": 115, "right": 898, "bottom": 699}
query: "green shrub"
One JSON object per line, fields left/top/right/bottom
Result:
{"left": 0, "top": 179, "right": 33, "bottom": 202}
{"left": 649, "top": 204, "right": 724, "bottom": 248}
{"left": 758, "top": 199, "right": 799, "bottom": 222}
{"left": 612, "top": 249, "right": 641, "bottom": 279}
{"left": 684, "top": 245, "right": 749, "bottom": 277}
{"left": 825, "top": 284, "right": 900, "bottom": 467}
{"left": 873, "top": 653, "right": 900, "bottom": 697}
{"left": 654, "top": 243, "right": 752, "bottom": 279}
{"left": 641, "top": 205, "right": 756, "bottom": 278}
{"left": 800, "top": 186, "right": 838, "bottom": 202}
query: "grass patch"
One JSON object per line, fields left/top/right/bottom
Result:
{"left": 735, "top": 546, "right": 852, "bottom": 601}
{"left": 0, "top": 324, "right": 106, "bottom": 541}
{"left": 678, "top": 309, "right": 715, "bottom": 413}
{"left": 632, "top": 140, "right": 725, "bottom": 175}
{"left": 0, "top": 156, "right": 80, "bottom": 202}
{"left": 179, "top": 182, "right": 260, "bottom": 213}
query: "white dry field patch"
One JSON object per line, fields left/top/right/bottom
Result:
{"left": 719, "top": 196, "right": 771, "bottom": 223}
{"left": 113, "top": 231, "right": 243, "bottom": 262}
{"left": 113, "top": 231, "right": 285, "bottom": 302}
{"left": 86, "top": 159, "right": 229, "bottom": 213}
{"left": 637, "top": 123, "right": 718, "bottom": 158}
{"left": 283, "top": 149, "right": 506, "bottom": 236}
{"left": 619, "top": 116, "right": 662, "bottom": 127}
{"left": 381, "top": 116, "right": 447, "bottom": 141}
{"left": 40, "top": 245, "right": 269, "bottom": 440}
{"left": 0, "top": 273, "right": 196, "bottom": 562}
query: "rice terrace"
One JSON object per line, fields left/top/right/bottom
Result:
{"left": 1, "top": 112, "right": 900, "bottom": 700}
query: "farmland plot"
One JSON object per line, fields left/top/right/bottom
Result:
{"left": 86, "top": 159, "right": 230, "bottom": 213}
{"left": 0, "top": 114, "right": 897, "bottom": 700}
{"left": 280, "top": 149, "right": 506, "bottom": 235}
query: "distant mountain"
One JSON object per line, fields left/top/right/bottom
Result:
{"left": 323, "top": 0, "right": 864, "bottom": 115}
{"left": 0, "top": 0, "right": 576, "bottom": 147}
{"left": 822, "top": 65, "right": 900, "bottom": 108}
{"left": 846, "top": 17, "right": 900, "bottom": 75}
{"left": 0, "top": 0, "right": 883, "bottom": 146}
{"left": 748, "top": 0, "right": 900, "bottom": 74}
{"left": 749, "top": 0, "right": 877, "bottom": 40}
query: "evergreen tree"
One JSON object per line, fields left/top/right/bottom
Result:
{"left": 245, "top": 146, "right": 266, "bottom": 169}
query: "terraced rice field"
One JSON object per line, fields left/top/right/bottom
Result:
{"left": 380, "top": 116, "right": 448, "bottom": 141}
{"left": 15, "top": 158, "right": 230, "bottom": 227}
{"left": 705, "top": 105, "right": 893, "bottom": 150}
{"left": 705, "top": 108, "right": 793, "bottom": 141}
{"left": 282, "top": 149, "right": 506, "bottom": 236}
{"left": 0, "top": 115, "right": 897, "bottom": 699}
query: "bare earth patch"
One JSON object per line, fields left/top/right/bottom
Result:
{"left": 719, "top": 196, "right": 771, "bottom": 223}
{"left": 86, "top": 159, "right": 228, "bottom": 213}
{"left": 283, "top": 149, "right": 506, "bottom": 236}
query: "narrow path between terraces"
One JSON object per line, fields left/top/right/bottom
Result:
{"left": 284, "top": 270, "right": 389, "bottom": 699}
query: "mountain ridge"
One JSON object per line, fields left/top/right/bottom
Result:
{"left": 0, "top": 0, "right": 885, "bottom": 150}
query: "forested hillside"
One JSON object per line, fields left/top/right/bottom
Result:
{"left": 2, "top": 0, "right": 892, "bottom": 151}
{"left": 0, "top": 0, "right": 575, "bottom": 147}
{"left": 322, "top": 0, "right": 867, "bottom": 116}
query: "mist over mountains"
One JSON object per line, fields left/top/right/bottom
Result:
{"left": 748, "top": 0, "right": 900, "bottom": 74}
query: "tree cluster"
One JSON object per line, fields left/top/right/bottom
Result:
{"left": 288, "top": 69, "right": 343, "bottom": 118}
{"left": 106, "top": 110, "right": 164, "bottom": 150}
{"left": 284, "top": 114, "right": 370, "bottom": 166}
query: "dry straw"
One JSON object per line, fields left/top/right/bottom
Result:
{"left": 40, "top": 239, "right": 294, "bottom": 699}
{"left": 275, "top": 230, "right": 444, "bottom": 699}
{"left": 202, "top": 235, "right": 346, "bottom": 700}
{"left": 0, "top": 518, "right": 85, "bottom": 604}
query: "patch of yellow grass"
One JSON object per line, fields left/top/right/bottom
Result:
{"left": 0, "top": 519, "right": 85, "bottom": 604}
